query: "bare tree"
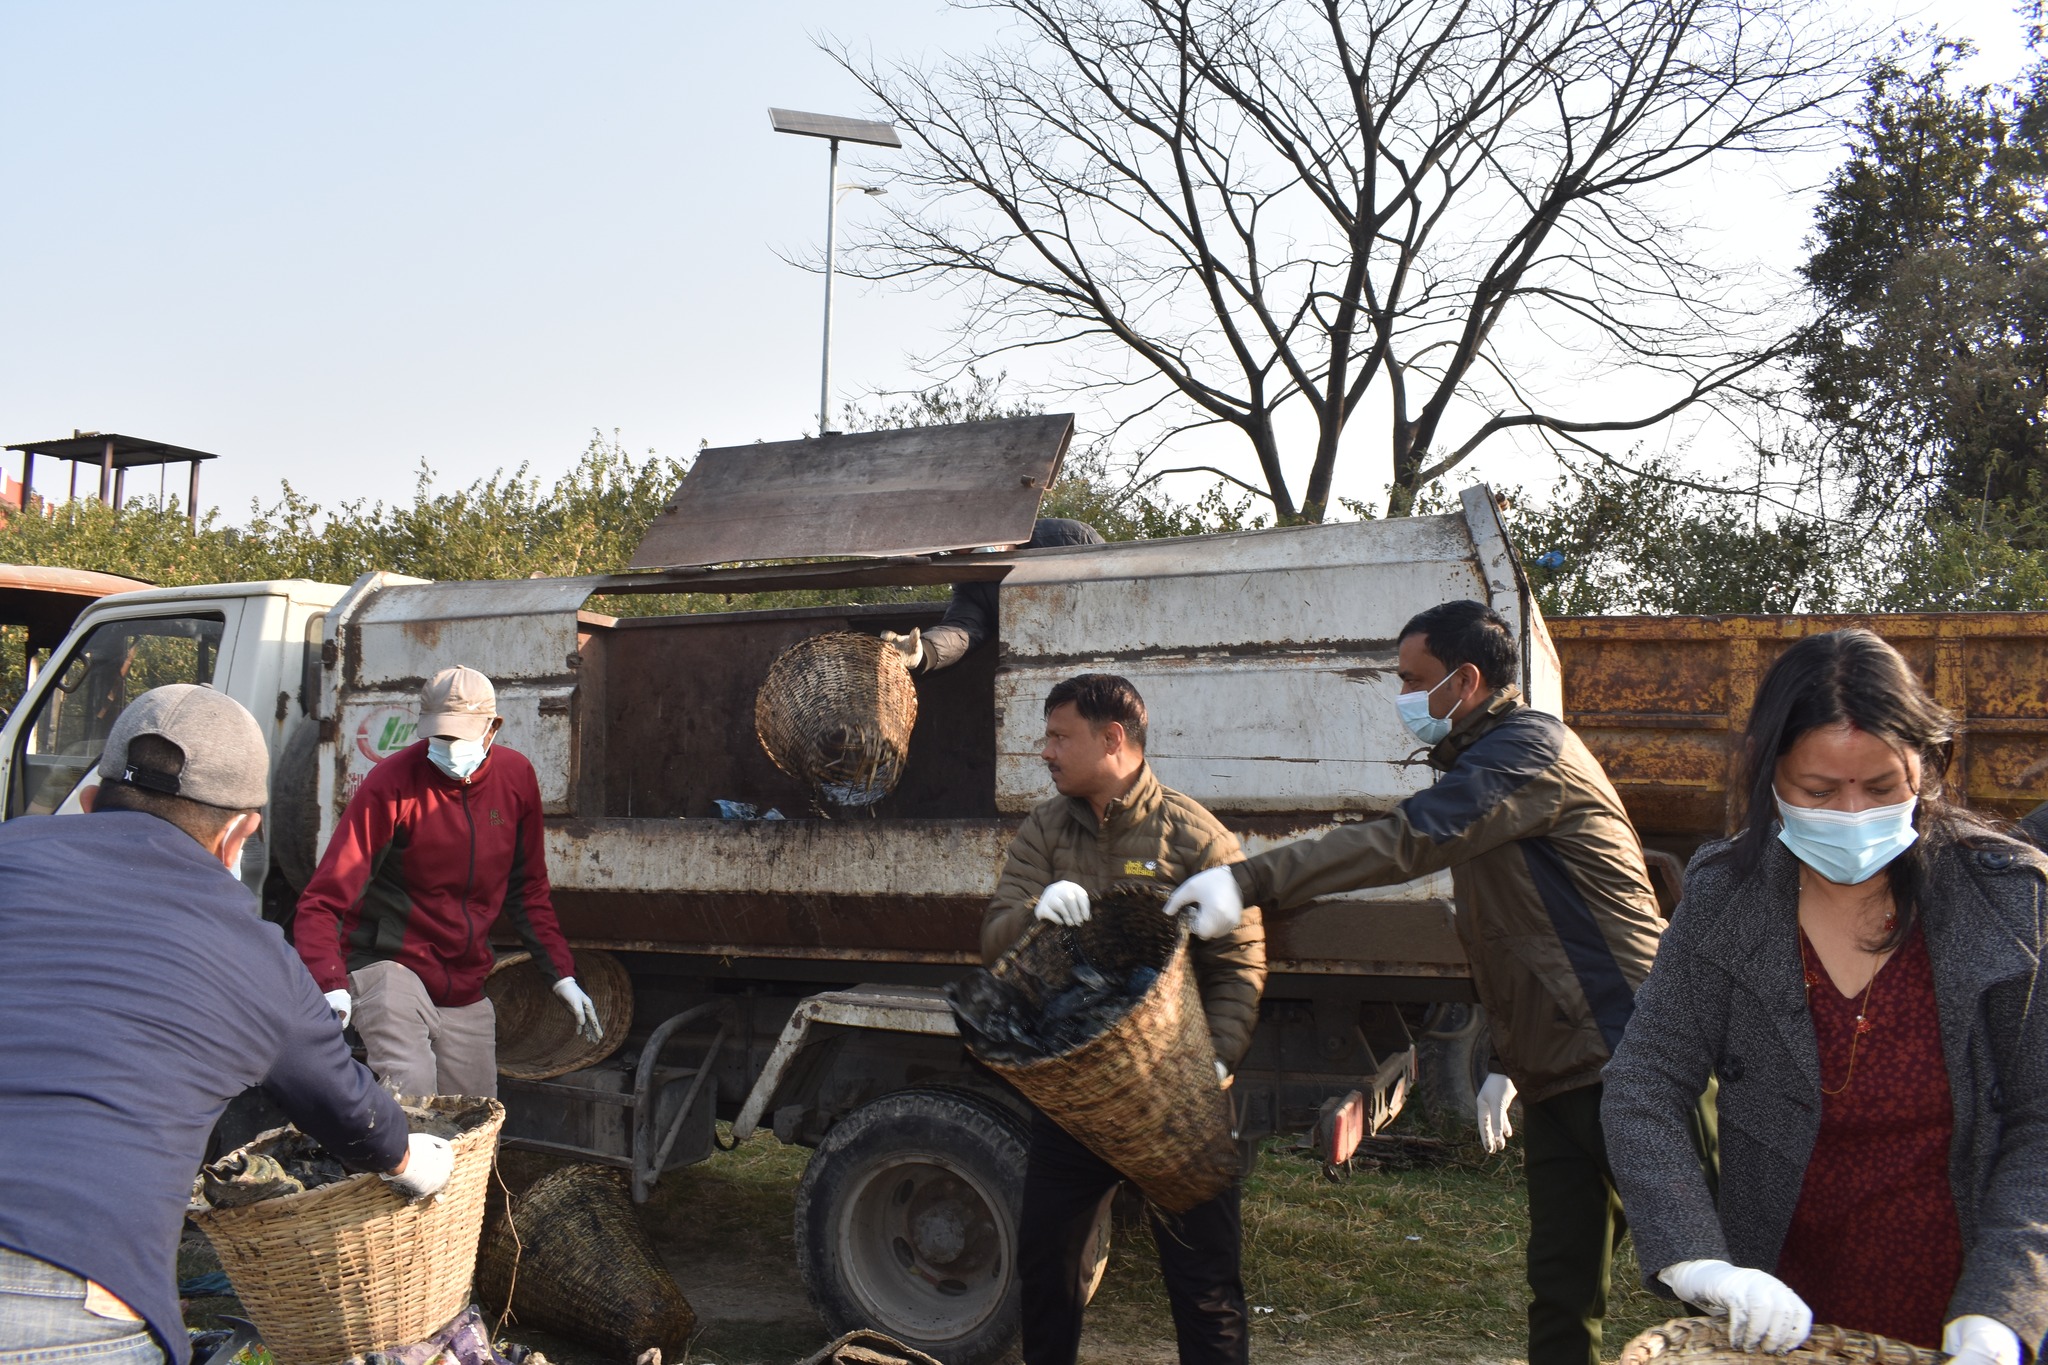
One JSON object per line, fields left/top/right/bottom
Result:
{"left": 836, "top": 0, "right": 1865, "bottom": 519}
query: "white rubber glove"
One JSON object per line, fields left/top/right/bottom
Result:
{"left": 1034, "top": 881, "right": 1092, "bottom": 927}
{"left": 1162, "top": 865, "right": 1245, "bottom": 940}
{"left": 1476, "top": 1072, "right": 1517, "bottom": 1153}
{"left": 880, "top": 629, "right": 923, "bottom": 670}
{"left": 553, "top": 977, "right": 605, "bottom": 1044}
{"left": 1943, "top": 1315, "right": 2022, "bottom": 1365}
{"left": 380, "top": 1133, "right": 454, "bottom": 1201}
{"left": 324, "top": 989, "right": 353, "bottom": 1029}
{"left": 1659, "top": 1259, "right": 1812, "bottom": 1354}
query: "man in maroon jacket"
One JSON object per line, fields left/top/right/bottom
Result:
{"left": 295, "top": 666, "right": 600, "bottom": 1099}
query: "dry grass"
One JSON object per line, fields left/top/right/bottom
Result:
{"left": 181, "top": 1118, "right": 1676, "bottom": 1365}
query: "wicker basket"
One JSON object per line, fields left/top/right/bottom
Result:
{"left": 475, "top": 1163, "right": 695, "bottom": 1356}
{"left": 485, "top": 947, "right": 633, "bottom": 1080}
{"left": 958, "top": 882, "right": 1238, "bottom": 1213}
{"left": 187, "top": 1096, "right": 504, "bottom": 1365}
{"left": 755, "top": 632, "right": 918, "bottom": 809}
{"left": 1618, "top": 1318, "right": 1944, "bottom": 1364}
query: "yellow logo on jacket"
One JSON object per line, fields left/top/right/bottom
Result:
{"left": 1123, "top": 860, "right": 1162, "bottom": 877}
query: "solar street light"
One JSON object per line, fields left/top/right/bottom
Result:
{"left": 770, "top": 109, "right": 902, "bottom": 436}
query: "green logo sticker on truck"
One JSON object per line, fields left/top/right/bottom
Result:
{"left": 355, "top": 707, "right": 416, "bottom": 764}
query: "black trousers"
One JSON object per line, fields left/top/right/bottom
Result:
{"left": 1522, "top": 1084, "right": 1626, "bottom": 1365}
{"left": 1522, "top": 1082, "right": 1718, "bottom": 1365}
{"left": 1018, "top": 1108, "right": 1249, "bottom": 1365}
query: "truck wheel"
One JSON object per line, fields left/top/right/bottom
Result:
{"left": 794, "top": 1088, "right": 1027, "bottom": 1365}
{"left": 1416, "top": 1002, "right": 1493, "bottom": 1132}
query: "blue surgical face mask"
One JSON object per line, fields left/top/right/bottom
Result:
{"left": 1395, "top": 673, "right": 1459, "bottom": 747}
{"left": 1774, "top": 791, "right": 1919, "bottom": 885}
{"left": 428, "top": 733, "right": 493, "bottom": 783}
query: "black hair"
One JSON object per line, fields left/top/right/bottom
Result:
{"left": 1398, "top": 600, "right": 1518, "bottom": 690}
{"left": 1044, "top": 673, "right": 1147, "bottom": 751}
{"left": 93, "top": 733, "right": 247, "bottom": 845}
{"left": 1729, "top": 628, "right": 1968, "bottom": 950}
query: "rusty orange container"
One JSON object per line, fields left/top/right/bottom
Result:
{"left": 1548, "top": 613, "right": 2048, "bottom": 863}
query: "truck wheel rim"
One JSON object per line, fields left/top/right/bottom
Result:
{"left": 835, "top": 1148, "right": 1013, "bottom": 1342}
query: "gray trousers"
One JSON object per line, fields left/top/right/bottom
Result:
{"left": 349, "top": 960, "right": 499, "bottom": 1100}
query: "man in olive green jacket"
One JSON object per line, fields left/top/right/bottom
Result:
{"left": 1166, "top": 600, "right": 1668, "bottom": 1365}
{"left": 985, "top": 673, "right": 1265, "bottom": 1365}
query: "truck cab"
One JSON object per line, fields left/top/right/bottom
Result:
{"left": 0, "top": 578, "right": 343, "bottom": 904}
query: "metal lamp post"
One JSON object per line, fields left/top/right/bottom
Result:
{"left": 769, "top": 108, "right": 901, "bottom": 435}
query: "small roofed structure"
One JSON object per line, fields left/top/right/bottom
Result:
{"left": 3, "top": 431, "right": 220, "bottom": 527}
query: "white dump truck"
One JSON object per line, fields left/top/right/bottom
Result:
{"left": 0, "top": 419, "right": 1553, "bottom": 1363}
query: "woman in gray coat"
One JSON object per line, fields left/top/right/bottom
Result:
{"left": 1603, "top": 630, "right": 2046, "bottom": 1365}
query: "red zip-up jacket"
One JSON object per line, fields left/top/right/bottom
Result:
{"left": 293, "top": 740, "right": 575, "bottom": 1007}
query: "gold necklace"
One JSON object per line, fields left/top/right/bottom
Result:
{"left": 1802, "top": 928, "right": 1893, "bottom": 1097}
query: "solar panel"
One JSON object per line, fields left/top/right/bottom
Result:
{"left": 768, "top": 107, "right": 902, "bottom": 148}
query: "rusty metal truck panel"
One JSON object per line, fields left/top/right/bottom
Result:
{"left": 541, "top": 817, "right": 1467, "bottom": 976}
{"left": 994, "top": 486, "right": 1554, "bottom": 814}
{"left": 1548, "top": 612, "right": 2048, "bottom": 854}
{"left": 315, "top": 485, "right": 1551, "bottom": 987}
{"left": 628, "top": 415, "right": 1074, "bottom": 569}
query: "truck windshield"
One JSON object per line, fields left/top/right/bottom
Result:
{"left": 8, "top": 612, "right": 226, "bottom": 819}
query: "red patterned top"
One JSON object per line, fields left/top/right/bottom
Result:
{"left": 1775, "top": 923, "right": 1962, "bottom": 1349}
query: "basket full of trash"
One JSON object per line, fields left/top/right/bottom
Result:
{"left": 755, "top": 632, "right": 918, "bottom": 810}
{"left": 186, "top": 1096, "right": 504, "bottom": 1365}
{"left": 946, "top": 881, "right": 1237, "bottom": 1213}
{"left": 1618, "top": 1317, "right": 1943, "bottom": 1363}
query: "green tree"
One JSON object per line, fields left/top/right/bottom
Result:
{"left": 1800, "top": 37, "right": 2047, "bottom": 528}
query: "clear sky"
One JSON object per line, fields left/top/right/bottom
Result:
{"left": 0, "top": 1, "right": 2036, "bottom": 525}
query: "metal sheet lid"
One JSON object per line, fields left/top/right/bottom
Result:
{"left": 628, "top": 414, "right": 1074, "bottom": 570}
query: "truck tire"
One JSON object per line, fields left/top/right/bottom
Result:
{"left": 794, "top": 1088, "right": 1028, "bottom": 1365}
{"left": 1415, "top": 1002, "right": 1493, "bottom": 1132}
{"left": 269, "top": 717, "right": 322, "bottom": 893}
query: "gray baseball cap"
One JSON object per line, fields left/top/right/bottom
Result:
{"left": 97, "top": 684, "right": 271, "bottom": 810}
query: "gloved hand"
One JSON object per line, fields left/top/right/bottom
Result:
{"left": 1943, "top": 1315, "right": 2022, "bottom": 1365}
{"left": 880, "top": 629, "right": 923, "bottom": 671}
{"left": 1476, "top": 1072, "right": 1516, "bottom": 1153}
{"left": 1162, "top": 865, "right": 1244, "bottom": 940}
{"left": 380, "top": 1133, "right": 454, "bottom": 1202}
{"left": 323, "top": 989, "right": 353, "bottom": 1029}
{"left": 1214, "top": 1059, "right": 1230, "bottom": 1086}
{"left": 553, "top": 977, "right": 605, "bottom": 1044}
{"left": 1034, "top": 881, "right": 1091, "bottom": 926}
{"left": 1659, "top": 1259, "right": 1812, "bottom": 1354}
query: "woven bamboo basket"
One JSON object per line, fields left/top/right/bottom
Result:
{"left": 1618, "top": 1317, "right": 1944, "bottom": 1364}
{"left": 187, "top": 1096, "right": 504, "bottom": 1365}
{"left": 475, "top": 1163, "right": 696, "bottom": 1356}
{"left": 485, "top": 947, "right": 633, "bottom": 1080}
{"left": 960, "top": 882, "right": 1238, "bottom": 1214}
{"left": 755, "top": 632, "right": 918, "bottom": 809}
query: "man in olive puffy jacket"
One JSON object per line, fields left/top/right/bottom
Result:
{"left": 985, "top": 672, "right": 1265, "bottom": 1365}
{"left": 1167, "top": 600, "right": 1672, "bottom": 1365}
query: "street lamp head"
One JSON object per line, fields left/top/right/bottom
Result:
{"left": 768, "top": 107, "right": 902, "bottom": 149}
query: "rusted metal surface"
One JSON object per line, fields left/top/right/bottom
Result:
{"left": 731, "top": 986, "right": 960, "bottom": 1142}
{"left": 628, "top": 415, "right": 1074, "bottom": 569}
{"left": 1549, "top": 612, "right": 2048, "bottom": 852}
{"left": 995, "top": 499, "right": 1553, "bottom": 814}
{"left": 541, "top": 817, "right": 1467, "bottom": 977}
{"left": 0, "top": 565, "right": 150, "bottom": 651}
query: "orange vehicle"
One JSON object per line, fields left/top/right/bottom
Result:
{"left": 1549, "top": 613, "right": 2048, "bottom": 883}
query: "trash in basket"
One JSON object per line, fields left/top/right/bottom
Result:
{"left": 947, "top": 881, "right": 1239, "bottom": 1213}
{"left": 186, "top": 1097, "right": 505, "bottom": 1365}
{"left": 754, "top": 632, "right": 918, "bottom": 810}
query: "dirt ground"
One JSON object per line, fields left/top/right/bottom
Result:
{"left": 182, "top": 1122, "right": 1669, "bottom": 1365}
